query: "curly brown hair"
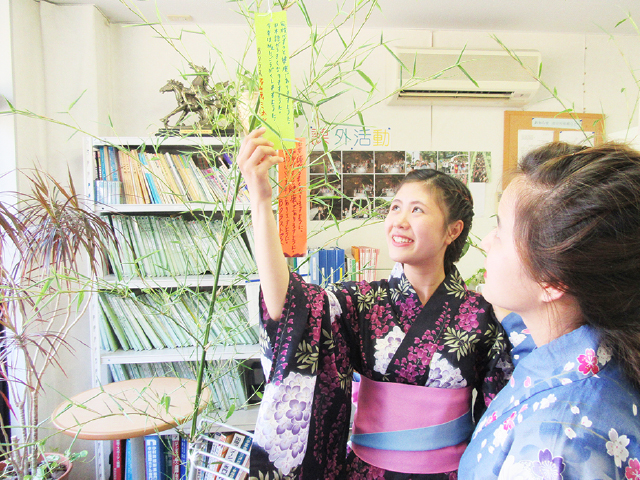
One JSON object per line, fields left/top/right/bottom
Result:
{"left": 514, "top": 141, "right": 640, "bottom": 386}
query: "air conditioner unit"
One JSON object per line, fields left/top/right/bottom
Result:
{"left": 388, "top": 48, "right": 541, "bottom": 107}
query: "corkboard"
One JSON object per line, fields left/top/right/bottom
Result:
{"left": 503, "top": 111, "right": 605, "bottom": 189}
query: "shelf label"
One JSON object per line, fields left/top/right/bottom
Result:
{"left": 278, "top": 139, "right": 307, "bottom": 257}
{"left": 255, "top": 10, "right": 296, "bottom": 150}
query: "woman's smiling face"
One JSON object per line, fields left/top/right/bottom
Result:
{"left": 384, "top": 182, "right": 454, "bottom": 269}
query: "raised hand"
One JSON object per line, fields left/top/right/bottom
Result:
{"left": 237, "top": 127, "right": 283, "bottom": 204}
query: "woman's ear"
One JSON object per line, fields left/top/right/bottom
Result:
{"left": 539, "top": 282, "right": 566, "bottom": 303}
{"left": 446, "top": 220, "right": 464, "bottom": 245}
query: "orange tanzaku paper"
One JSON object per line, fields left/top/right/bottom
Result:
{"left": 278, "top": 139, "right": 307, "bottom": 257}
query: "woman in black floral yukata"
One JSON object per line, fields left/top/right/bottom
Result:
{"left": 239, "top": 128, "right": 513, "bottom": 480}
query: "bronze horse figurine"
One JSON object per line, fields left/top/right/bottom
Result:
{"left": 159, "top": 79, "right": 217, "bottom": 128}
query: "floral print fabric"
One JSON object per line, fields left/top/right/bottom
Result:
{"left": 250, "top": 264, "right": 512, "bottom": 480}
{"left": 459, "top": 321, "right": 640, "bottom": 480}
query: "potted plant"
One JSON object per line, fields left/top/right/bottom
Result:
{"left": 0, "top": 169, "right": 115, "bottom": 479}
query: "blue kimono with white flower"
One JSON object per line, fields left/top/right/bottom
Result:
{"left": 250, "top": 264, "right": 513, "bottom": 480}
{"left": 459, "top": 320, "right": 640, "bottom": 480}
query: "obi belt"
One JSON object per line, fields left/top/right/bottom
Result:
{"left": 350, "top": 376, "right": 473, "bottom": 474}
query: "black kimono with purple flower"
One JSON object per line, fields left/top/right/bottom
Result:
{"left": 249, "top": 264, "right": 512, "bottom": 480}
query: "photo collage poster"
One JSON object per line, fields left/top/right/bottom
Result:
{"left": 309, "top": 150, "right": 492, "bottom": 221}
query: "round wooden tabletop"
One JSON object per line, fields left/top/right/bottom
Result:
{"left": 51, "top": 377, "right": 211, "bottom": 440}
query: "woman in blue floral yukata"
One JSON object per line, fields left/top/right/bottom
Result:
{"left": 458, "top": 142, "right": 640, "bottom": 479}
{"left": 238, "top": 128, "right": 513, "bottom": 480}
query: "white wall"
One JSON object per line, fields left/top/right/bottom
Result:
{"left": 9, "top": 2, "right": 112, "bottom": 478}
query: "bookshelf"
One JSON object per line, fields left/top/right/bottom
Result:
{"left": 84, "top": 136, "right": 263, "bottom": 480}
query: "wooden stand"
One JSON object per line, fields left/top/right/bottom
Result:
{"left": 52, "top": 377, "right": 210, "bottom": 477}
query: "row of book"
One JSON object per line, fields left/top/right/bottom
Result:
{"left": 93, "top": 145, "right": 250, "bottom": 205}
{"left": 112, "top": 431, "right": 252, "bottom": 480}
{"left": 350, "top": 245, "right": 380, "bottom": 282}
{"left": 106, "top": 214, "right": 256, "bottom": 279}
{"left": 192, "top": 431, "right": 251, "bottom": 480}
{"left": 107, "top": 360, "right": 253, "bottom": 413}
{"left": 301, "top": 245, "right": 380, "bottom": 286}
{"left": 99, "top": 288, "right": 258, "bottom": 352}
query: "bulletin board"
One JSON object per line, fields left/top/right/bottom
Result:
{"left": 503, "top": 110, "right": 605, "bottom": 189}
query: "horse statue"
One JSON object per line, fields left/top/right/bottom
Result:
{"left": 159, "top": 64, "right": 237, "bottom": 131}
{"left": 159, "top": 79, "right": 216, "bottom": 128}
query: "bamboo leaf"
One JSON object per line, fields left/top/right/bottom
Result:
{"left": 160, "top": 394, "right": 171, "bottom": 413}
{"left": 383, "top": 42, "right": 406, "bottom": 70}
{"left": 298, "top": 0, "right": 312, "bottom": 26}
{"left": 356, "top": 70, "right": 375, "bottom": 90}
{"left": 68, "top": 90, "right": 87, "bottom": 111}
{"left": 336, "top": 28, "right": 347, "bottom": 49}
{"left": 321, "top": 136, "right": 329, "bottom": 153}
{"left": 34, "top": 277, "right": 54, "bottom": 308}
{"left": 316, "top": 89, "right": 349, "bottom": 106}
{"left": 455, "top": 44, "right": 468, "bottom": 65}
{"left": 357, "top": 110, "right": 365, "bottom": 133}
{"left": 615, "top": 18, "right": 627, "bottom": 28}
{"left": 458, "top": 65, "right": 479, "bottom": 88}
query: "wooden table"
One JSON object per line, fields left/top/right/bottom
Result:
{"left": 52, "top": 377, "right": 211, "bottom": 477}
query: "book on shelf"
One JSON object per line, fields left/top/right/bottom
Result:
{"left": 351, "top": 245, "right": 380, "bottom": 282}
{"left": 112, "top": 439, "right": 126, "bottom": 480}
{"left": 144, "top": 435, "right": 166, "bottom": 480}
{"left": 118, "top": 149, "right": 137, "bottom": 204}
{"left": 193, "top": 432, "right": 228, "bottom": 480}
{"left": 307, "top": 247, "right": 345, "bottom": 287}
{"left": 92, "top": 143, "right": 251, "bottom": 205}
{"left": 190, "top": 431, "right": 253, "bottom": 480}
{"left": 99, "top": 287, "right": 257, "bottom": 352}
{"left": 306, "top": 246, "right": 379, "bottom": 285}
{"left": 124, "top": 437, "right": 145, "bottom": 480}
{"left": 105, "top": 214, "right": 256, "bottom": 280}
{"left": 95, "top": 180, "right": 123, "bottom": 204}
{"left": 169, "top": 434, "right": 181, "bottom": 480}
{"left": 215, "top": 432, "right": 246, "bottom": 479}
{"left": 138, "top": 151, "right": 162, "bottom": 204}
{"left": 131, "top": 149, "right": 152, "bottom": 204}
{"left": 179, "top": 436, "right": 188, "bottom": 480}
{"left": 107, "top": 146, "right": 122, "bottom": 183}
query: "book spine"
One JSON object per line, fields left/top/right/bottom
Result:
{"left": 139, "top": 152, "right": 161, "bottom": 204}
{"left": 108, "top": 146, "right": 120, "bottom": 182}
{"left": 118, "top": 150, "right": 136, "bottom": 204}
{"left": 125, "top": 438, "right": 144, "bottom": 480}
{"left": 334, "top": 247, "right": 345, "bottom": 283}
{"left": 309, "top": 249, "right": 320, "bottom": 285}
{"left": 98, "top": 146, "right": 108, "bottom": 181}
{"left": 319, "top": 249, "right": 328, "bottom": 287}
{"left": 179, "top": 437, "right": 188, "bottom": 480}
{"left": 147, "top": 153, "right": 173, "bottom": 204}
{"left": 165, "top": 153, "right": 188, "bottom": 200}
{"left": 113, "top": 439, "right": 125, "bottom": 480}
{"left": 144, "top": 435, "right": 165, "bottom": 480}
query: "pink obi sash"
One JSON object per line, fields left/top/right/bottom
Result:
{"left": 350, "top": 376, "right": 473, "bottom": 474}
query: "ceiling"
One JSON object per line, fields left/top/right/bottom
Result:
{"left": 45, "top": 0, "right": 640, "bottom": 35}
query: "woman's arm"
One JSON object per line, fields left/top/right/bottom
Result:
{"left": 237, "top": 128, "right": 290, "bottom": 321}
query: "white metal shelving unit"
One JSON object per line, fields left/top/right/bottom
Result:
{"left": 84, "top": 136, "right": 261, "bottom": 480}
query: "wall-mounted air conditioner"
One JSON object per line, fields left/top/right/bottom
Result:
{"left": 388, "top": 48, "right": 541, "bottom": 107}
